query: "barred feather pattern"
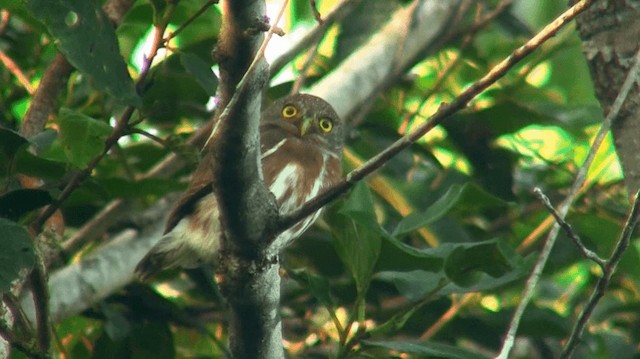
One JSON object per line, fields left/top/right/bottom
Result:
{"left": 135, "top": 94, "right": 343, "bottom": 281}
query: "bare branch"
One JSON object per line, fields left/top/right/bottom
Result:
{"left": 559, "top": 45, "right": 640, "bottom": 359}
{"left": 533, "top": 187, "right": 606, "bottom": 268}
{"left": 561, "top": 190, "right": 640, "bottom": 358}
{"left": 495, "top": 5, "right": 640, "bottom": 358}
{"left": 0, "top": 49, "right": 35, "bottom": 94}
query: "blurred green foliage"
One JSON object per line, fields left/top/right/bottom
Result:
{"left": 1, "top": 0, "right": 638, "bottom": 358}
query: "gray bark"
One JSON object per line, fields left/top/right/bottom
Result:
{"left": 575, "top": 0, "right": 640, "bottom": 195}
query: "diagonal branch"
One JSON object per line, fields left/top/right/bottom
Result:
{"left": 533, "top": 187, "right": 606, "bottom": 269}
{"left": 276, "top": 0, "right": 595, "bottom": 241}
{"left": 559, "top": 45, "right": 640, "bottom": 359}
{"left": 496, "top": 7, "right": 640, "bottom": 359}
{"left": 561, "top": 190, "right": 640, "bottom": 358}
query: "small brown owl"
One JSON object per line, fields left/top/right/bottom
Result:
{"left": 135, "top": 94, "right": 344, "bottom": 281}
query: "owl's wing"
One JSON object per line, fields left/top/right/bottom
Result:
{"left": 164, "top": 152, "right": 214, "bottom": 234}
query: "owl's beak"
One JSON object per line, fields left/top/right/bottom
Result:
{"left": 300, "top": 117, "right": 312, "bottom": 136}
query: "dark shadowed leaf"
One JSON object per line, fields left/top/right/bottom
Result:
{"left": 289, "top": 268, "right": 335, "bottom": 309}
{"left": 444, "top": 240, "right": 515, "bottom": 287}
{"left": 393, "top": 184, "right": 464, "bottom": 236}
{"left": 362, "top": 340, "right": 489, "bottom": 359}
{"left": 0, "top": 127, "right": 29, "bottom": 157}
{"left": 0, "top": 218, "right": 35, "bottom": 293}
{"left": 0, "top": 189, "right": 53, "bottom": 221}
{"left": 58, "top": 108, "right": 112, "bottom": 168}
{"left": 23, "top": 0, "right": 140, "bottom": 106}
{"left": 14, "top": 149, "right": 67, "bottom": 179}
{"left": 374, "top": 270, "right": 443, "bottom": 301}
{"left": 375, "top": 235, "right": 443, "bottom": 273}
{"left": 97, "top": 177, "right": 186, "bottom": 199}
{"left": 180, "top": 52, "right": 218, "bottom": 96}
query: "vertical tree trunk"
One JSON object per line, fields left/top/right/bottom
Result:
{"left": 575, "top": 0, "right": 640, "bottom": 195}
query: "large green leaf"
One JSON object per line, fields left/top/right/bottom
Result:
{"left": 0, "top": 218, "right": 35, "bottom": 293}
{"left": 375, "top": 235, "right": 443, "bottom": 273}
{"left": 23, "top": 0, "right": 140, "bottom": 106}
{"left": 374, "top": 270, "right": 443, "bottom": 302}
{"left": 443, "top": 240, "right": 515, "bottom": 287}
{"left": 329, "top": 183, "right": 382, "bottom": 295}
{"left": 179, "top": 52, "right": 218, "bottom": 97}
{"left": 393, "top": 184, "right": 464, "bottom": 236}
{"left": 58, "top": 108, "right": 112, "bottom": 168}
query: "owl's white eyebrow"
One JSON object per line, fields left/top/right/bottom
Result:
{"left": 261, "top": 138, "right": 287, "bottom": 160}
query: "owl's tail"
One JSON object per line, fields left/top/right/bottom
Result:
{"left": 134, "top": 232, "right": 203, "bottom": 282}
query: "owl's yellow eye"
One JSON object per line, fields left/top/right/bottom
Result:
{"left": 282, "top": 104, "right": 298, "bottom": 119}
{"left": 318, "top": 118, "right": 333, "bottom": 133}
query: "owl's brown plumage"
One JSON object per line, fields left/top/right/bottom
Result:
{"left": 135, "top": 94, "right": 344, "bottom": 281}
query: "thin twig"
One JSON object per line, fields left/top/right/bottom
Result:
{"left": 533, "top": 187, "right": 606, "bottom": 269}
{"left": 309, "top": 0, "right": 323, "bottom": 24}
{"left": 0, "top": 49, "right": 35, "bottom": 94}
{"left": 269, "top": 0, "right": 359, "bottom": 75}
{"left": 275, "top": 0, "right": 595, "bottom": 241}
{"left": 495, "top": 9, "right": 640, "bottom": 359}
{"left": 559, "top": 46, "right": 640, "bottom": 359}
{"left": 290, "top": 40, "right": 321, "bottom": 94}
{"left": 204, "top": 0, "right": 290, "bottom": 148}
{"left": 561, "top": 190, "right": 640, "bottom": 358}
{"left": 165, "top": 0, "right": 219, "bottom": 42}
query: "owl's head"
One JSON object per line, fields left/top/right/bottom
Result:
{"left": 261, "top": 94, "right": 344, "bottom": 155}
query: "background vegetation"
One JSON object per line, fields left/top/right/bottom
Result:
{"left": 0, "top": 0, "right": 638, "bottom": 358}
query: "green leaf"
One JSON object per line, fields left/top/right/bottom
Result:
{"left": 375, "top": 235, "right": 443, "bottom": 273}
{"left": 339, "top": 181, "right": 379, "bottom": 228}
{"left": 148, "top": 0, "right": 169, "bottom": 24}
{"left": 374, "top": 270, "right": 443, "bottom": 302}
{"left": 180, "top": 52, "right": 218, "bottom": 97}
{"left": 0, "top": 218, "right": 35, "bottom": 293}
{"left": 58, "top": 108, "right": 112, "bottom": 168}
{"left": 130, "top": 321, "right": 175, "bottom": 359}
{"left": 0, "top": 189, "right": 53, "bottom": 221}
{"left": 443, "top": 240, "right": 514, "bottom": 287}
{"left": 329, "top": 183, "right": 382, "bottom": 295}
{"left": 393, "top": 184, "right": 464, "bottom": 236}
{"left": 362, "top": 340, "right": 489, "bottom": 359}
{"left": 97, "top": 177, "right": 187, "bottom": 199}
{"left": 15, "top": 149, "right": 67, "bottom": 179}
{"left": 0, "top": 127, "right": 29, "bottom": 157}
{"left": 23, "top": 0, "right": 140, "bottom": 106}
{"left": 288, "top": 268, "right": 335, "bottom": 309}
